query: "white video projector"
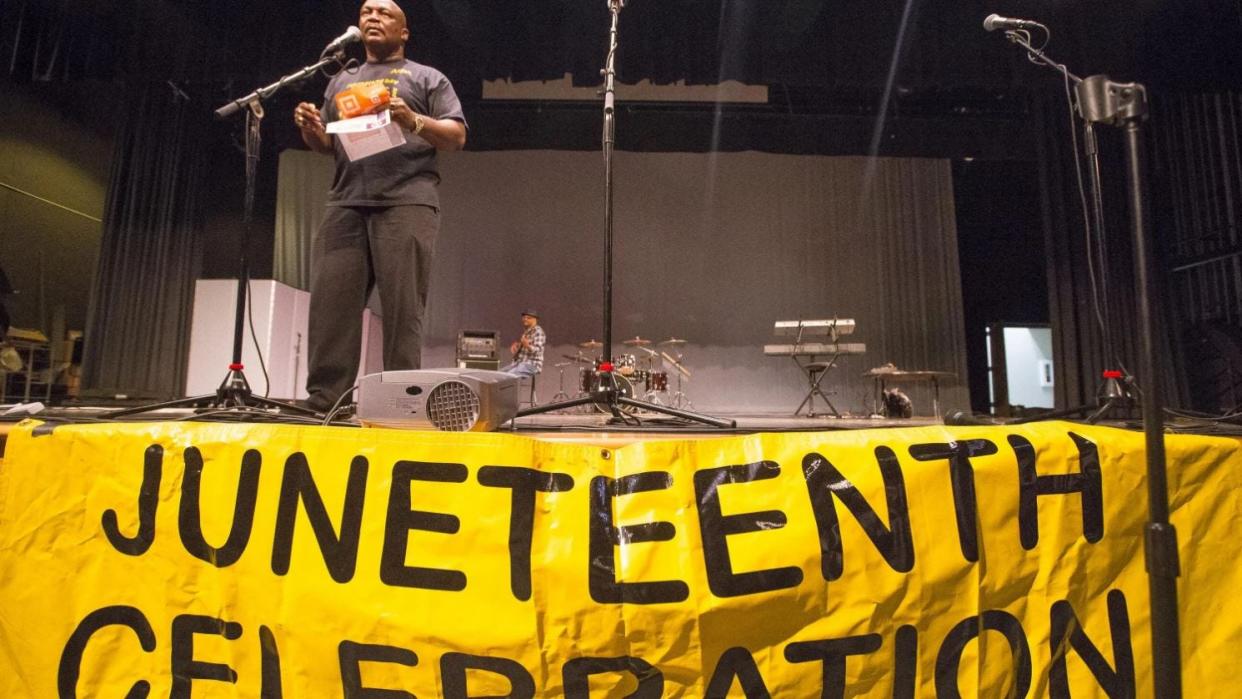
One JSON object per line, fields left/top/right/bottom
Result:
{"left": 355, "top": 369, "right": 519, "bottom": 431}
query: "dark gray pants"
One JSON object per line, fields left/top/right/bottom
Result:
{"left": 306, "top": 204, "right": 438, "bottom": 408}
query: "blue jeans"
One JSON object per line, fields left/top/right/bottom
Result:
{"left": 502, "top": 361, "right": 540, "bottom": 379}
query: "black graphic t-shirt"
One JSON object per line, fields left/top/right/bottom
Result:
{"left": 321, "top": 58, "right": 466, "bottom": 208}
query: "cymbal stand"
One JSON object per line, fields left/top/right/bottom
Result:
{"left": 635, "top": 346, "right": 663, "bottom": 405}
{"left": 513, "top": 0, "right": 735, "bottom": 428}
{"left": 660, "top": 350, "right": 692, "bottom": 410}
{"left": 670, "top": 371, "right": 691, "bottom": 410}
{"left": 550, "top": 361, "right": 572, "bottom": 403}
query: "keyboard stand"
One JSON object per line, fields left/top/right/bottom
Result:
{"left": 792, "top": 354, "right": 841, "bottom": 417}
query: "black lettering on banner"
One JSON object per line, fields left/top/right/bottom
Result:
{"left": 170, "top": 614, "right": 243, "bottom": 698}
{"left": 441, "top": 652, "right": 535, "bottom": 699}
{"left": 907, "top": 440, "right": 998, "bottom": 563}
{"left": 271, "top": 453, "right": 369, "bottom": 582}
{"left": 260, "top": 625, "right": 283, "bottom": 699}
{"left": 802, "top": 447, "right": 914, "bottom": 581}
{"left": 1011, "top": 433, "right": 1104, "bottom": 550}
{"left": 58, "top": 605, "right": 156, "bottom": 699}
{"left": 178, "top": 447, "right": 261, "bottom": 568}
{"left": 784, "top": 634, "right": 882, "bottom": 698}
{"left": 892, "top": 625, "right": 918, "bottom": 699}
{"left": 694, "top": 461, "right": 802, "bottom": 597}
{"left": 339, "top": 641, "right": 418, "bottom": 699}
{"left": 380, "top": 460, "right": 469, "bottom": 591}
{"left": 588, "top": 472, "right": 689, "bottom": 604}
{"left": 563, "top": 656, "right": 664, "bottom": 699}
{"left": 476, "top": 465, "right": 574, "bottom": 602}
{"left": 704, "top": 647, "right": 772, "bottom": 698}
{"left": 934, "top": 610, "right": 1031, "bottom": 698}
{"left": 101, "top": 444, "right": 163, "bottom": 556}
{"left": 1049, "top": 590, "right": 1135, "bottom": 698}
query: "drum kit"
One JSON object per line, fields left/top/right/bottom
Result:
{"left": 549, "top": 336, "right": 693, "bottom": 413}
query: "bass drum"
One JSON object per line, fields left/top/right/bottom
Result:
{"left": 587, "top": 373, "right": 637, "bottom": 414}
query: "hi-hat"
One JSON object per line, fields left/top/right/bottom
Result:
{"left": 578, "top": 339, "right": 603, "bottom": 349}
{"left": 622, "top": 336, "right": 652, "bottom": 347}
{"left": 659, "top": 337, "right": 688, "bottom": 347}
{"left": 562, "top": 354, "right": 594, "bottom": 363}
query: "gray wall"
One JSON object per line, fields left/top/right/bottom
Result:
{"left": 0, "top": 88, "right": 110, "bottom": 335}
{"left": 277, "top": 149, "right": 969, "bottom": 415}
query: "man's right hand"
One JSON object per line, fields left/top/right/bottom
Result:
{"left": 295, "top": 102, "right": 332, "bottom": 153}
{"left": 294, "top": 102, "right": 325, "bottom": 133}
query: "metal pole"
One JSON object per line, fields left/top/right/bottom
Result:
{"left": 1123, "top": 113, "right": 1182, "bottom": 699}
{"left": 601, "top": 1, "right": 621, "bottom": 365}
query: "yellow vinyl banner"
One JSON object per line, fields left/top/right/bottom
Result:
{"left": 0, "top": 420, "right": 1239, "bottom": 697}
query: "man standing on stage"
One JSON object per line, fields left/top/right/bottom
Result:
{"left": 503, "top": 310, "right": 545, "bottom": 379}
{"left": 293, "top": 0, "right": 466, "bottom": 411}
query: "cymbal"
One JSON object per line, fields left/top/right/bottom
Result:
{"left": 562, "top": 354, "right": 594, "bottom": 363}
{"left": 622, "top": 336, "right": 652, "bottom": 347}
{"left": 659, "top": 337, "right": 688, "bottom": 347}
{"left": 578, "top": 339, "right": 603, "bottom": 349}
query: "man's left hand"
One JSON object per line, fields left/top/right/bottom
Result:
{"left": 388, "top": 97, "right": 420, "bottom": 132}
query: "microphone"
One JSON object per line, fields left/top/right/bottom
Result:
{"left": 943, "top": 410, "right": 1003, "bottom": 427}
{"left": 322, "top": 26, "right": 363, "bottom": 55}
{"left": 982, "top": 14, "right": 1043, "bottom": 32}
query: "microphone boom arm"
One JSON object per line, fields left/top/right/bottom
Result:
{"left": 1001, "top": 30, "right": 1081, "bottom": 84}
{"left": 214, "top": 50, "right": 345, "bottom": 120}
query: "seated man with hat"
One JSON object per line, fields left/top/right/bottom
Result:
{"left": 503, "top": 309, "right": 545, "bottom": 378}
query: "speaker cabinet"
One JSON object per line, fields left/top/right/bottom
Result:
{"left": 356, "top": 369, "right": 518, "bottom": 431}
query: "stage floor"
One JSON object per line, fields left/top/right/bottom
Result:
{"left": 0, "top": 403, "right": 944, "bottom": 451}
{"left": 1, "top": 400, "right": 1228, "bottom": 452}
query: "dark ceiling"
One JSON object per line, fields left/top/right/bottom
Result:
{"left": 4, "top": 0, "right": 1239, "bottom": 93}
{"left": 2, "top": 0, "right": 1238, "bottom": 158}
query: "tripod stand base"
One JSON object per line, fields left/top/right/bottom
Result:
{"left": 1007, "top": 397, "right": 1136, "bottom": 425}
{"left": 102, "top": 369, "right": 319, "bottom": 419}
{"left": 515, "top": 382, "right": 735, "bottom": 429}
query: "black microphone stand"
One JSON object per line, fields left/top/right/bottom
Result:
{"left": 104, "top": 50, "right": 348, "bottom": 419}
{"left": 1001, "top": 30, "right": 1135, "bottom": 426}
{"left": 998, "top": 28, "right": 1182, "bottom": 698}
{"left": 514, "top": 0, "right": 734, "bottom": 428}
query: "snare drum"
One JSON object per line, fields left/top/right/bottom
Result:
{"left": 645, "top": 370, "right": 668, "bottom": 393}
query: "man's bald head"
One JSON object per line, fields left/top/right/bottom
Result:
{"left": 362, "top": 0, "right": 405, "bottom": 26}
{"left": 359, "top": 0, "right": 409, "bottom": 61}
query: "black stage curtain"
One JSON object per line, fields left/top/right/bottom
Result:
{"left": 0, "top": 0, "right": 124, "bottom": 83}
{"left": 1150, "top": 92, "right": 1242, "bottom": 410}
{"left": 1035, "top": 88, "right": 1187, "bottom": 411}
{"left": 1153, "top": 93, "right": 1242, "bottom": 326}
{"left": 81, "top": 82, "right": 206, "bottom": 399}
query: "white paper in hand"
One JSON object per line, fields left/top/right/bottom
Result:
{"left": 325, "top": 110, "right": 405, "bottom": 162}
